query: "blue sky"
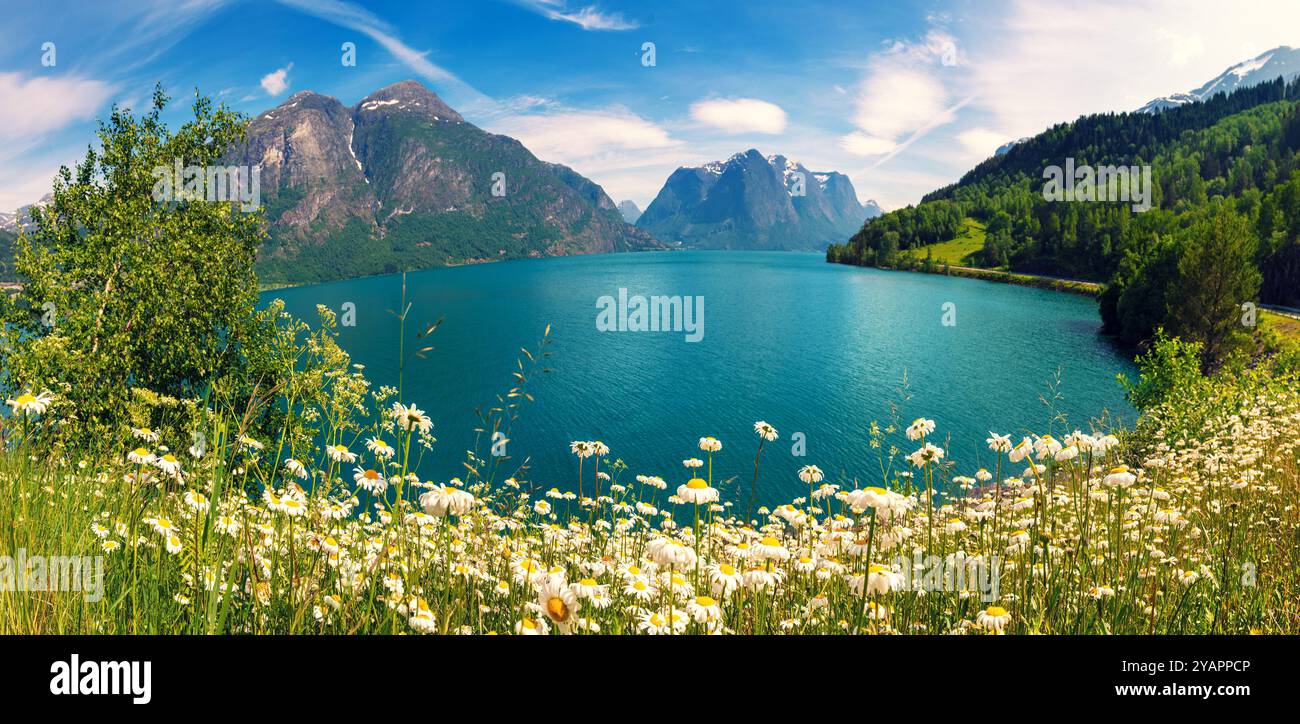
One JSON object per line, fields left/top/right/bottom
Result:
{"left": 3, "top": 0, "right": 1300, "bottom": 211}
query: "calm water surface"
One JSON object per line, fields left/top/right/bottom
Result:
{"left": 263, "top": 251, "right": 1135, "bottom": 505}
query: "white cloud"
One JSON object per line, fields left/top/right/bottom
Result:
{"left": 491, "top": 106, "right": 678, "bottom": 158}
{"left": 864, "top": 95, "right": 973, "bottom": 170}
{"left": 274, "top": 0, "right": 489, "bottom": 107}
{"left": 955, "top": 127, "right": 1008, "bottom": 159}
{"left": 0, "top": 156, "right": 67, "bottom": 211}
{"left": 851, "top": 67, "right": 949, "bottom": 141}
{"left": 839, "top": 32, "right": 963, "bottom": 158}
{"left": 488, "top": 105, "right": 685, "bottom": 205}
{"left": 260, "top": 64, "right": 293, "bottom": 96}
{"left": 848, "top": 165, "right": 958, "bottom": 212}
{"left": 689, "top": 98, "right": 788, "bottom": 134}
{"left": 494, "top": 94, "right": 560, "bottom": 114}
{"left": 83, "top": 0, "right": 233, "bottom": 73}
{"left": 513, "top": 1, "right": 638, "bottom": 31}
{"left": 0, "top": 73, "right": 114, "bottom": 142}
{"left": 839, "top": 132, "right": 896, "bottom": 156}
{"left": 1155, "top": 28, "right": 1206, "bottom": 67}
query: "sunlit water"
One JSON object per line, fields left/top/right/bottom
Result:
{"left": 263, "top": 251, "right": 1135, "bottom": 505}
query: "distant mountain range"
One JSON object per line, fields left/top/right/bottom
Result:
{"left": 3, "top": 80, "right": 879, "bottom": 283}
{"left": 636, "top": 149, "right": 879, "bottom": 250}
{"left": 223, "top": 80, "right": 660, "bottom": 283}
{"left": 0, "top": 194, "right": 50, "bottom": 234}
{"left": 1138, "top": 45, "right": 1300, "bottom": 113}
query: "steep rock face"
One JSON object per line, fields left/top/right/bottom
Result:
{"left": 238, "top": 91, "right": 378, "bottom": 262}
{"left": 226, "top": 80, "right": 658, "bottom": 283}
{"left": 637, "top": 149, "right": 876, "bottom": 250}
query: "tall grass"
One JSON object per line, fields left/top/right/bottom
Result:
{"left": 2, "top": 333, "right": 1298, "bottom": 635}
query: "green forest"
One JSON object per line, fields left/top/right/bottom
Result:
{"left": 828, "top": 77, "right": 1300, "bottom": 364}
{"left": 0, "top": 230, "right": 15, "bottom": 281}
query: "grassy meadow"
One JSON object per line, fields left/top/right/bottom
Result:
{"left": 2, "top": 327, "right": 1298, "bottom": 635}
{"left": 903, "top": 218, "right": 989, "bottom": 267}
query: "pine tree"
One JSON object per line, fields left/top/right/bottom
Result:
{"left": 1165, "top": 205, "right": 1261, "bottom": 370}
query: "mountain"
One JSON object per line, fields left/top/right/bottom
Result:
{"left": 0, "top": 193, "right": 52, "bottom": 234}
{"left": 995, "top": 137, "right": 1030, "bottom": 156}
{"left": 1137, "top": 92, "right": 1201, "bottom": 114}
{"left": 617, "top": 200, "right": 641, "bottom": 224}
{"left": 833, "top": 74, "right": 1300, "bottom": 280}
{"left": 1138, "top": 46, "right": 1300, "bottom": 113}
{"left": 636, "top": 150, "right": 877, "bottom": 250}
{"left": 830, "top": 75, "right": 1300, "bottom": 348}
{"left": 226, "top": 80, "right": 659, "bottom": 283}
{"left": 0, "top": 194, "right": 52, "bottom": 281}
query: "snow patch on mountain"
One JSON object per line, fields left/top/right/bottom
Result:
{"left": 1138, "top": 46, "right": 1300, "bottom": 114}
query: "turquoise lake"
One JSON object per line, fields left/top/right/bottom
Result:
{"left": 263, "top": 251, "right": 1136, "bottom": 505}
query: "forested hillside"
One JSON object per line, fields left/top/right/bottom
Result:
{"left": 828, "top": 77, "right": 1300, "bottom": 361}
{"left": 0, "top": 230, "right": 14, "bottom": 281}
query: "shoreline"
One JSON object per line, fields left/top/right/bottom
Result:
{"left": 254, "top": 248, "right": 817, "bottom": 295}
{"left": 830, "top": 259, "right": 1103, "bottom": 298}
{"left": 828, "top": 260, "right": 1300, "bottom": 349}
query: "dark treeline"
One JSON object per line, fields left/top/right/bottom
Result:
{"left": 828, "top": 77, "right": 1300, "bottom": 366}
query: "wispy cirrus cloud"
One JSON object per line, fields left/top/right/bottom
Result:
{"left": 839, "top": 30, "right": 965, "bottom": 161}
{"left": 0, "top": 0, "right": 225, "bottom": 211}
{"left": 0, "top": 73, "right": 114, "bottom": 143}
{"left": 0, "top": 74, "right": 116, "bottom": 209}
{"left": 510, "top": 1, "right": 638, "bottom": 31}
{"left": 273, "top": 0, "right": 490, "bottom": 107}
{"left": 85, "top": 0, "right": 234, "bottom": 73}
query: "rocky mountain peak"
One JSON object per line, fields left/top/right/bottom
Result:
{"left": 638, "top": 150, "right": 876, "bottom": 250}
{"left": 354, "top": 80, "right": 464, "bottom": 123}
{"left": 222, "top": 80, "right": 654, "bottom": 283}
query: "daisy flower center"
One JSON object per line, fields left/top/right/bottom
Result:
{"left": 546, "top": 598, "right": 568, "bottom": 620}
